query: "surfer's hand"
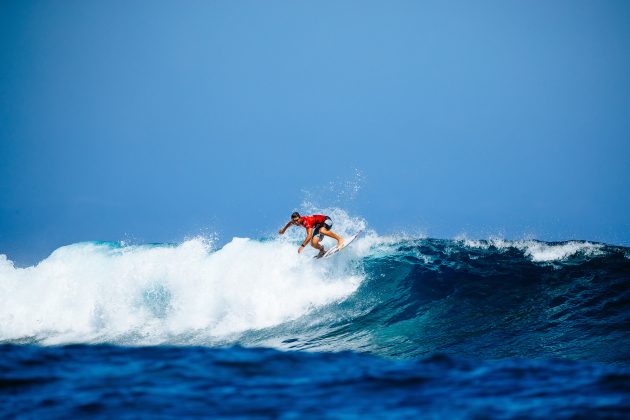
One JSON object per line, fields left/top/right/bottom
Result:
{"left": 298, "top": 246, "right": 304, "bottom": 254}
{"left": 278, "top": 229, "right": 283, "bottom": 235}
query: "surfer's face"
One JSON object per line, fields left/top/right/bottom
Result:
{"left": 292, "top": 217, "right": 300, "bottom": 224}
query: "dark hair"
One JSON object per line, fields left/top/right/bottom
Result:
{"left": 291, "top": 212, "right": 300, "bottom": 219}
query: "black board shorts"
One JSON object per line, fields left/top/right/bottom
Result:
{"left": 313, "top": 217, "right": 333, "bottom": 240}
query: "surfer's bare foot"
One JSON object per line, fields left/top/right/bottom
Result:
{"left": 315, "top": 249, "right": 326, "bottom": 259}
{"left": 337, "top": 240, "right": 344, "bottom": 249}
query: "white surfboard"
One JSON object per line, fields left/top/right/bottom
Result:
{"left": 320, "top": 230, "right": 364, "bottom": 259}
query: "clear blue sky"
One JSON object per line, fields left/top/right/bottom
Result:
{"left": 1, "top": 1, "right": 629, "bottom": 264}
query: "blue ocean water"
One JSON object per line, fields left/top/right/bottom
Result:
{"left": 3, "top": 345, "right": 629, "bottom": 418}
{"left": 2, "top": 217, "right": 630, "bottom": 417}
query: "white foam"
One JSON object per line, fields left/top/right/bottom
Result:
{"left": 457, "top": 235, "right": 605, "bottom": 262}
{"left": 0, "top": 233, "right": 363, "bottom": 345}
{"left": 516, "top": 241, "right": 604, "bottom": 262}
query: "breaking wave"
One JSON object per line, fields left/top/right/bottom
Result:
{"left": 1, "top": 211, "right": 629, "bottom": 365}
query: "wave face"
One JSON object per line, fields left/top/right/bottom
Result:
{"left": 2, "top": 223, "right": 629, "bottom": 365}
{"left": 242, "top": 237, "right": 630, "bottom": 365}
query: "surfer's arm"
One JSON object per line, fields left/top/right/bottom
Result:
{"left": 278, "top": 221, "right": 293, "bottom": 235}
{"left": 298, "top": 228, "right": 313, "bottom": 253}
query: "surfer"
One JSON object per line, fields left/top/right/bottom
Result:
{"left": 279, "top": 212, "right": 344, "bottom": 258}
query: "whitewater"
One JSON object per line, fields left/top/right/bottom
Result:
{"left": 0, "top": 209, "right": 367, "bottom": 345}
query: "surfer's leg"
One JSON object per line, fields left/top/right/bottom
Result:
{"left": 319, "top": 228, "right": 344, "bottom": 248}
{"left": 311, "top": 236, "right": 325, "bottom": 258}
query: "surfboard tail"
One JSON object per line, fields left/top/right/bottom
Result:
{"left": 321, "top": 230, "right": 363, "bottom": 259}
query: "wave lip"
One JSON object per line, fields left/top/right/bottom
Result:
{"left": 457, "top": 236, "right": 606, "bottom": 262}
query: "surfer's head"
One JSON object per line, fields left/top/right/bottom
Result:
{"left": 291, "top": 212, "right": 301, "bottom": 222}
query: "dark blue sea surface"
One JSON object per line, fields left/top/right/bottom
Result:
{"left": 2, "top": 236, "right": 630, "bottom": 417}
{"left": 2, "top": 344, "right": 629, "bottom": 418}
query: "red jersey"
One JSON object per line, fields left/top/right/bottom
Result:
{"left": 298, "top": 214, "right": 327, "bottom": 229}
